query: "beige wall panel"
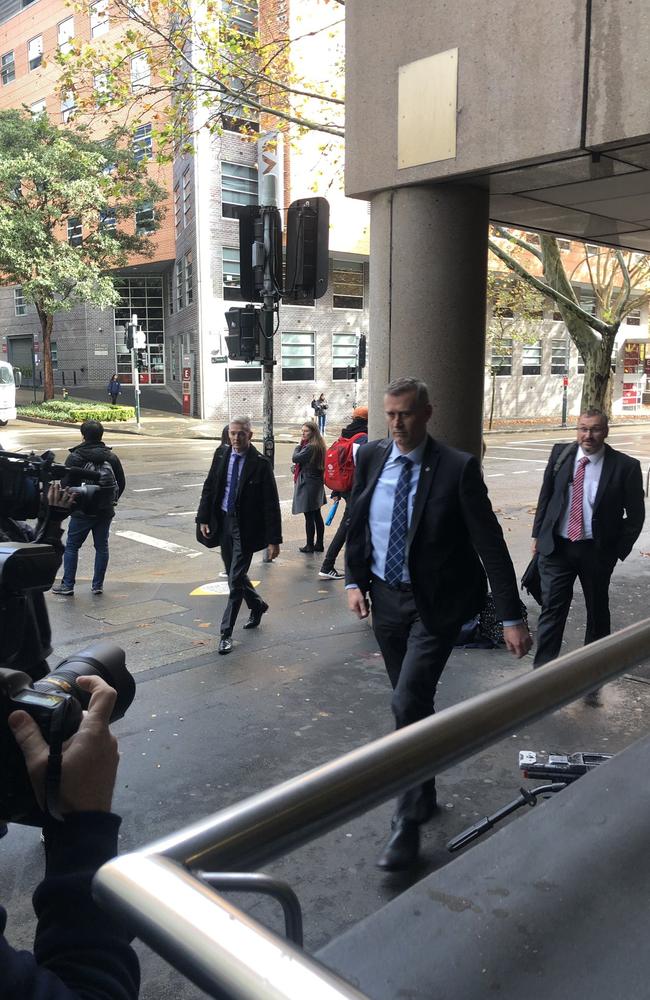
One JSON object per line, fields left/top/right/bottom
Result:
{"left": 398, "top": 48, "right": 457, "bottom": 169}
{"left": 346, "top": 0, "right": 586, "bottom": 199}
{"left": 586, "top": 0, "right": 650, "bottom": 148}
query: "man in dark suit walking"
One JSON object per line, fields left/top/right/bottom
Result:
{"left": 345, "top": 377, "right": 531, "bottom": 870}
{"left": 197, "top": 417, "right": 282, "bottom": 656}
{"left": 532, "top": 409, "right": 645, "bottom": 681}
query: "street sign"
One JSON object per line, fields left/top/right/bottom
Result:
{"left": 211, "top": 356, "right": 228, "bottom": 363}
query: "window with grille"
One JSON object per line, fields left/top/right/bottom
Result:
{"left": 28, "top": 36, "right": 42, "bottom": 71}
{"left": 51, "top": 341, "right": 58, "bottom": 369}
{"left": 58, "top": 17, "right": 75, "bottom": 54}
{"left": 67, "top": 217, "right": 82, "bottom": 247}
{"left": 1, "top": 51, "right": 15, "bottom": 86}
{"left": 176, "top": 258, "right": 185, "bottom": 311}
{"left": 222, "top": 79, "right": 259, "bottom": 133}
{"left": 223, "top": 0, "right": 258, "bottom": 36}
{"left": 99, "top": 208, "right": 116, "bottom": 230}
{"left": 182, "top": 167, "right": 192, "bottom": 226}
{"left": 332, "top": 332, "right": 359, "bottom": 380}
{"left": 185, "top": 250, "right": 193, "bottom": 305}
{"left": 221, "top": 162, "right": 258, "bottom": 219}
{"left": 551, "top": 338, "right": 569, "bottom": 375}
{"left": 174, "top": 184, "right": 181, "bottom": 232}
{"left": 332, "top": 260, "right": 363, "bottom": 309}
{"left": 14, "top": 287, "right": 26, "bottom": 316}
{"left": 90, "top": 0, "right": 109, "bottom": 37}
{"left": 490, "top": 339, "right": 513, "bottom": 376}
{"left": 521, "top": 341, "right": 542, "bottom": 375}
{"left": 131, "top": 52, "right": 150, "bottom": 91}
{"left": 281, "top": 332, "right": 315, "bottom": 381}
{"left": 223, "top": 247, "right": 242, "bottom": 300}
{"left": 557, "top": 238, "right": 571, "bottom": 251}
{"left": 135, "top": 201, "right": 155, "bottom": 234}
{"left": 133, "top": 124, "right": 152, "bottom": 162}
{"left": 30, "top": 99, "right": 46, "bottom": 117}
{"left": 625, "top": 308, "right": 641, "bottom": 326}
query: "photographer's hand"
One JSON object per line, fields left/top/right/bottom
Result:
{"left": 47, "top": 481, "right": 75, "bottom": 515}
{"left": 8, "top": 676, "right": 119, "bottom": 815}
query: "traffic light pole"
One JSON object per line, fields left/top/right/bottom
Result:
{"left": 261, "top": 205, "right": 277, "bottom": 470}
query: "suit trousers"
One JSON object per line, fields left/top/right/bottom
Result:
{"left": 219, "top": 513, "right": 264, "bottom": 635}
{"left": 533, "top": 538, "right": 617, "bottom": 668}
{"left": 369, "top": 577, "right": 457, "bottom": 825}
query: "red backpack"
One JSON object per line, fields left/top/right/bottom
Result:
{"left": 324, "top": 433, "right": 366, "bottom": 493}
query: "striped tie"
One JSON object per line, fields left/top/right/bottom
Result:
{"left": 567, "top": 456, "right": 589, "bottom": 541}
{"left": 384, "top": 456, "right": 412, "bottom": 585}
{"left": 227, "top": 454, "right": 241, "bottom": 514}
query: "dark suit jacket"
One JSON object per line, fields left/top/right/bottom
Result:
{"left": 196, "top": 444, "right": 282, "bottom": 552}
{"left": 345, "top": 435, "right": 522, "bottom": 634}
{"left": 533, "top": 442, "right": 645, "bottom": 561}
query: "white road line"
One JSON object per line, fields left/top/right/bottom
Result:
{"left": 513, "top": 470, "right": 528, "bottom": 475}
{"left": 181, "top": 483, "right": 203, "bottom": 488}
{"left": 132, "top": 487, "right": 164, "bottom": 492}
{"left": 486, "top": 473, "right": 504, "bottom": 478}
{"left": 167, "top": 511, "right": 195, "bottom": 516}
{"left": 116, "top": 530, "right": 202, "bottom": 558}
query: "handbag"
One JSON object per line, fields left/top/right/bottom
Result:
{"left": 521, "top": 553, "right": 542, "bottom": 605}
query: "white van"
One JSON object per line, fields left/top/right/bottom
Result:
{"left": 0, "top": 361, "right": 20, "bottom": 426}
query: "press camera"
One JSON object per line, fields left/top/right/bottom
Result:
{"left": 0, "top": 448, "right": 106, "bottom": 518}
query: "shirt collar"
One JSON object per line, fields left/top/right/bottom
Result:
{"left": 578, "top": 445, "right": 605, "bottom": 464}
{"left": 389, "top": 438, "right": 427, "bottom": 465}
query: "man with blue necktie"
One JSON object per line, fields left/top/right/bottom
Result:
{"left": 345, "top": 377, "right": 531, "bottom": 870}
{"left": 197, "top": 417, "right": 282, "bottom": 656}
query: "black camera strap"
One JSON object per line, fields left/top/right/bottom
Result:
{"left": 45, "top": 706, "right": 66, "bottom": 822}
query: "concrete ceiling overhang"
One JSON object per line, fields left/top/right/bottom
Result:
{"left": 482, "top": 143, "right": 650, "bottom": 251}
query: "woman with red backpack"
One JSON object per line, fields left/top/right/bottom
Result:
{"left": 292, "top": 420, "right": 327, "bottom": 553}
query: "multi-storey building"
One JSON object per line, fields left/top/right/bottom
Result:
{"left": 0, "top": 0, "right": 370, "bottom": 428}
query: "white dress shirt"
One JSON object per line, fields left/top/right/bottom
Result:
{"left": 558, "top": 446, "right": 605, "bottom": 540}
{"left": 368, "top": 439, "right": 427, "bottom": 583}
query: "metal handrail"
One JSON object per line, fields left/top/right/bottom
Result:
{"left": 94, "top": 619, "right": 650, "bottom": 1000}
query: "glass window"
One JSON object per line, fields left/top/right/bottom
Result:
{"left": 222, "top": 0, "right": 258, "bottom": 36}
{"left": 551, "top": 338, "right": 569, "bottom": 375}
{"left": 625, "top": 308, "right": 641, "bottom": 326}
{"left": 223, "top": 247, "right": 242, "bottom": 300}
{"left": 30, "top": 99, "right": 46, "bottom": 117}
{"left": 28, "top": 36, "right": 43, "bottom": 71}
{"left": 182, "top": 167, "right": 192, "bottom": 226}
{"left": 221, "top": 161, "right": 258, "bottom": 219}
{"left": 90, "top": 0, "right": 109, "bottom": 37}
{"left": 227, "top": 359, "right": 262, "bottom": 383}
{"left": 1, "top": 51, "right": 15, "bottom": 86}
{"left": 281, "top": 332, "right": 314, "bottom": 381}
{"left": 222, "top": 78, "right": 259, "bottom": 133}
{"left": 67, "top": 217, "right": 82, "bottom": 247}
{"left": 99, "top": 207, "right": 116, "bottom": 230}
{"left": 14, "top": 287, "right": 26, "bottom": 316}
{"left": 332, "top": 332, "right": 359, "bottom": 380}
{"left": 131, "top": 52, "right": 150, "bottom": 90}
{"left": 135, "top": 201, "right": 155, "bottom": 234}
{"left": 521, "top": 341, "right": 542, "bottom": 375}
{"left": 58, "top": 17, "right": 75, "bottom": 55}
{"left": 113, "top": 275, "right": 165, "bottom": 385}
{"left": 51, "top": 341, "right": 58, "bottom": 369}
{"left": 580, "top": 293, "right": 596, "bottom": 316}
{"left": 176, "top": 258, "right": 184, "bottom": 311}
{"left": 332, "top": 260, "right": 363, "bottom": 309}
{"left": 133, "top": 123, "right": 152, "bottom": 162}
{"left": 490, "top": 339, "right": 512, "bottom": 376}
{"left": 61, "top": 92, "right": 76, "bottom": 123}
{"left": 185, "top": 250, "right": 193, "bottom": 305}
{"left": 557, "top": 238, "right": 571, "bottom": 251}
{"left": 174, "top": 183, "right": 181, "bottom": 232}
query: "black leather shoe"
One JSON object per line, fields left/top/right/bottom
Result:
{"left": 376, "top": 820, "right": 420, "bottom": 871}
{"left": 314, "top": 544, "right": 324, "bottom": 552}
{"left": 242, "top": 601, "right": 269, "bottom": 630}
{"left": 299, "top": 544, "right": 314, "bottom": 553}
{"left": 218, "top": 635, "right": 233, "bottom": 655}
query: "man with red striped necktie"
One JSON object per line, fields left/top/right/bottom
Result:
{"left": 531, "top": 409, "right": 645, "bottom": 694}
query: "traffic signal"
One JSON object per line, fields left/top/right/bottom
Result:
{"left": 224, "top": 306, "right": 260, "bottom": 362}
{"left": 358, "top": 333, "right": 367, "bottom": 373}
{"left": 238, "top": 206, "right": 282, "bottom": 303}
{"left": 285, "top": 197, "right": 329, "bottom": 301}
{"left": 126, "top": 323, "right": 136, "bottom": 350}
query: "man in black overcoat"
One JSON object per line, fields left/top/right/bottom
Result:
{"left": 197, "top": 416, "right": 282, "bottom": 655}
{"left": 345, "top": 377, "right": 531, "bottom": 869}
{"left": 532, "top": 408, "right": 645, "bottom": 679}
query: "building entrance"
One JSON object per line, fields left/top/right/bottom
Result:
{"left": 114, "top": 275, "right": 166, "bottom": 385}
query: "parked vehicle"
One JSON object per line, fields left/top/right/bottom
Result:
{"left": 0, "top": 361, "right": 21, "bottom": 426}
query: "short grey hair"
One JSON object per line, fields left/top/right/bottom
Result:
{"left": 384, "top": 377, "right": 430, "bottom": 407}
{"left": 229, "top": 416, "right": 252, "bottom": 432}
{"left": 580, "top": 408, "right": 609, "bottom": 431}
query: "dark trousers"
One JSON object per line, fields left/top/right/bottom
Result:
{"left": 219, "top": 514, "right": 264, "bottom": 635}
{"left": 62, "top": 513, "right": 111, "bottom": 591}
{"left": 534, "top": 538, "right": 616, "bottom": 668}
{"left": 369, "top": 578, "right": 456, "bottom": 825}
{"left": 304, "top": 510, "right": 324, "bottom": 548}
{"left": 321, "top": 495, "right": 349, "bottom": 571}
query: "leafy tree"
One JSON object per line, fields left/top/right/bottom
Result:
{"left": 56, "top": 0, "right": 345, "bottom": 150}
{"left": 486, "top": 272, "right": 544, "bottom": 429}
{"left": 489, "top": 229, "right": 650, "bottom": 415}
{"left": 0, "top": 109, "right": 165, "bottom": 400}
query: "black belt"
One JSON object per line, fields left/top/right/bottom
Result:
{"left": 375, "top": 577, "right": 413, "bottom": 593}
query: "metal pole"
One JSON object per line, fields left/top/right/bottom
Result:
{"left": 561, "top": 377, "right": 568, "bottom": 427}
{"left": 261, "top": 200, "right": 276, "bottom": 470}
{"left": 132, "top": 348, "right": 141, "bottom": 429}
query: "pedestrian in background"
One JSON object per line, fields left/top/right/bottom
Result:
{"left": 531, "top": 408, "right": 645, "bottom": 698}
{"left": 311, "top": 392, "right": 328, "bottom": 435}
{"left": 292, "top": 420, "right": 326, "bottom": 553}
{"left": 319, "top": 405, "right": 368, "bottom": 580}
{"left": 107, "top": 374, "right": 121, "bottom": 406}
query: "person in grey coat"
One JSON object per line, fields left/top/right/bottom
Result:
{"left": 292, "top": 420, "right": 327, "bottom": 553}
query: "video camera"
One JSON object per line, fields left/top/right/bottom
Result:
{"left": 0, "top": 446, "right": 135, "bottom": 824}
{"left": 0, "top": 449, "right": 106, "bottom": 519}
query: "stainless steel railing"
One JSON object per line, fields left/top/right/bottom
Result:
{"left": 94, "top": 618, "right": 650, "bottom": 999}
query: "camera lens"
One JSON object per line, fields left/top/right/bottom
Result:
{"left": 34, "top": 640, "right": 135, "bottom": 720}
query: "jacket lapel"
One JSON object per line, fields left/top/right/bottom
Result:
{"left": 593, "top": 443, "right": 614, "bottom": 511}
{"left": 363, "top": 438, "right": 392, "bottom": 500}
{"left": 407, "top": 436, "right": 438, "bottom": 548}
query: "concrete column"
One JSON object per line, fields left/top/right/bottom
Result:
{"left": 368, "top": 183, "right": 489, "bottom": 457}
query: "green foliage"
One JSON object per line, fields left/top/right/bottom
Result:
{"left": 17, "top": 400, "right": 135, "bottom": 423}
